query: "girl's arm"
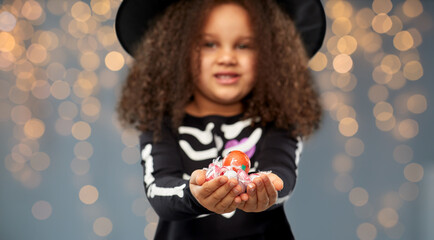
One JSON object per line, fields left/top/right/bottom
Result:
{"left": 140, "top": 124, "right": 214, "bottom": 221}
{"left": 238, "top": 125, "right": 302, "bottom": 212}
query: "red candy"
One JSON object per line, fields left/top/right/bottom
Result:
{"left": 222, "top": 150, "right": 251, "bottom": 173}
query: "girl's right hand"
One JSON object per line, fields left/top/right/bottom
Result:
{"left": 189, "top": 169, "right": 243, "bottom": 214}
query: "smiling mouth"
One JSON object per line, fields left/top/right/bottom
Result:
{"left": 214, "top": 74, "right": 240, "bottom": 84}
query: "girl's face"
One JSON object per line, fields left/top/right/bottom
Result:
{"left": 190, "top": 3, "right": 257, "bottom": 116}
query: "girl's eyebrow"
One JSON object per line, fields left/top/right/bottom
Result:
{"left": 201, "top": 33, "right": 254, "bottom": 40}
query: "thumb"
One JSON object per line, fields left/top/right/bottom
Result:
{"left": 190, "top": 169, "right": 206, "bottom": 186}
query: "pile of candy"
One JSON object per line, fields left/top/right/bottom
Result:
{"left": 205, "top": 150, "right": 266, "bottom": 193}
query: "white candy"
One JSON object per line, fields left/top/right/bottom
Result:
{"left": 223, "top": 170, "right": 238, "bottom": 180}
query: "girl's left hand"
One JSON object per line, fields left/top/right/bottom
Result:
{"left": 237, "top": 173, "right": 283, "bottom": 212}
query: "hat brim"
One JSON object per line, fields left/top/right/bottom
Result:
{"left": 115, "top": 0, "right": 326, "bottom": 58}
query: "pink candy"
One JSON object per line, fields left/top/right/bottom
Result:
{"left": 204, "top": 158, "right": 269, "bottom": 195}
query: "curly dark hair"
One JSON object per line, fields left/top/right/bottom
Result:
{"left": 117, "top": 0, "right": 322, "bottom": 140}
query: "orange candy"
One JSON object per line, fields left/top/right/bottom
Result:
{"left": 222, "top": 150, "right": 251, "bottom": 173}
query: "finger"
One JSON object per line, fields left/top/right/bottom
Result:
{"left": 268, "top": 173, "right": 284, "bottom": 191}
{"left": 262, "top": 175, "right": 278, "bottom": 206}
{"left": 214, "top": 179, "right": 240, "bottom": 212}
{"left": 217, "top": 184, "right": 243, "bottom": 213}
{"left": 190, "top": 170, "right": 206, "bottom": 186}
{"left": 254, "top": 177, "right": 269, "bottom": 210}
{"left": 241, "top": 183, "right": 257, "bottom": 212}
{"left": 198, "top": 176, "right": 228, "bottom": 199}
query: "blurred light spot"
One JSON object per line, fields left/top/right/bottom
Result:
{"left": 21, "top": 0, "right": 43, "bottom": 21}
{"left": 97, "top": 26, "right": 117, "bottom": 47}
{"left": 332, "top": 17, "right": 352, "bottom": 36}
{"left": 376, "top": 115, "right": 396, "bottom": 132}
{"left": 407, "top": 94, "right": 427, "bottom": 114}
{"left": 144, "top": 222, "right": 157, "bottom": 240}
{"left": 122, "top": 128, "right": 139, "bottom": 147}
{"left": 24, "top": 118, "right": 45, "bottom": 139}
{"left": 58, "top": 101, "right": 78, "bottom": 120}
{"left": 359, "top": 32, "right": 382, "bottom": 53}
{"left": 373, "top": 66, "right": 392, "bottom": 85}
{"left": 393, "top": 144, "right": 413, "bottom": 164}
{"left": 387, "top": 71, "right": 406, "bottom": 90}
{"left": 71, "top": 2, "right": 91, "bottom": 22}
{"left": 20, "top": 167, "right": 42, "bottom": 189}
{"left": 339, "top": 117, "right": 358, "bottom": 137}
{"left": 368, "top": 84, "right": 388, "bottom": 103}
{"left": 336, "top": 104, "right": 356, "bottom": 121}
{"left": 0, "top": 11, "right": 17, "bottom": 32}
{"left": 55, "top": 118, "right": 73, "bottom": 136}
{"left": 321, "top": 92, "right": 339, "bottom": 111}
{"left": 91, "top": 0, "right": 112, "bottom": 15}
{"left": 37, "top": 31, "right": 59, "bottom": 51}
{"left": 326, "top": 1, "right": 353, "bottom": 19}
{"left": 403, "top": 60, "right": 423, "bottom": 81}
{"left": 71, "top": 121, "right": 91, "bottom": 140}
{"left": 381, "top": 55, "right": 401, "bottom": 74}
{"left": 333, "top": 54, "right": 353, "bottom": 73}
{"left": 31, "top": 80, "right": 51, "bottom": 99}
{"left": 386, "top": 16, "right": 403, "bottom": 36}
{"left": 105, "top": 51, "right": 125, "bottom": 71}
{"left": 382, "top": 192, "right": 403, "bottom": 210}
{"left": 337, "top": 35, "right": 357, "bottom": 55}
{"left": 74, "top": 141, "right": 93, "bottom": 160}
{"left": 5, "top": 154, "right": 25, "bottom": 173}
{"left": 349, "top": 187, "right": 369, "bottom": 207}
{"left": 146, "top": 207, "right": 159, "bottom": 223}
{"left": 51, "top": 80, "right": 70, "bottom": 100}
{"left": 77, "top": 36, "right": 99, "bottom": 53}
{"left": 333, "top": 154, "right": 354, "bottom": 173}
{"left": 47, "top": 62, "right": 66, "bottom": 81}
{"left": 308, "top": 52, "right": 327, "bottom": 71}
{"left": 32, "top": 200, "right": 52, "bottom": 220}
{"left": 372, "top": 0, "right": 393, "bottom": 14}
{"left": 11, "top": 152, "right": 26, "bottom": 163}
{"left": 357, "top": 223, "right": 377, "bottom": 240}
{"left": 14, "top": 59, "right": 34, "bottom": 79}
{"left": 11, "top": 105, "right": 31, "bottom": 125}
{"left": 71, "top": 158, "right": 90, "bottom": 175}
{"left": 373, "top": 101, "right": 393, "bottom": 121}
{"left": 402, "top": 0, "right": 423, "bottom": 18}
{"left": 378, "top": 208, "right": 399, "bottom": 228}
{"left": 93, "top": 217, "right": 112, "bottom": 237}
{"left": 404, "top": 163, "right": 423, "bottom": 182}
{"left": 0, "top": 32, "right": 15, "bottom": 52}
{"left": 132, "top": 198, "right": 147, "bottom": 217}
{"left": 399, "top": 182, "right": 419, "bottom": 201}
{"left": 398, "top": 119, "right": 418, "bottom": 139}
{"left": 334, "top": 173, "right": 354, "bottom": 192}
{"left": 345, "top": 138, "right": 364, "bottom": 157}
{"left": 27, "top": 44, "right": 48, "bottom": 64}
{"left": 30, "top": 152, "right": 50, "bottom": 171}
{"left": 47, "top": 0, "right": 66, "bottom": 15}
{"left": 12, "top": 20, "right": 34, "bottom": 41}
{"left": 80, "top": 52, "right": 100, "bottom": 71}
{"left": 354, "top": 203, "right": 375, "bottom": 220}
{"left": 0, "top": 52, "right": 16, "bottom": 70}
{"left": 408, "top": 28, "right": 422, "bottom": 48}
{"left": 326, "top": 35, "right": 339, "bottom": 55}
{"left": 394, "top": 31, "right": 414, "bottom": 51}
{"left": 16, "top": 143, "right": 33, "bottom": 157}
{"left": 122, "top": 147, "right": 140, "bottom": 165}
{"left": 81, "top": 97, "right": 101, "bottom": 118}
{"left": 356, "top": 8, "right": 375, "bottom": 29}
{"left": 372, "top": 13, "right": 392, "bottom": 33}
{"left": 79, "top": 185, "right": 99, "bottom": 205}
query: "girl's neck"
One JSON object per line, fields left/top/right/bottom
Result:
{"left": 185, "top": 99, "right": 243, "bottom": 117}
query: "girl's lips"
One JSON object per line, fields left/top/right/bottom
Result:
{"left": 214, "top": 75, "right": 240, "bottom": 85}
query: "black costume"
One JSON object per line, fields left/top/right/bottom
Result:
{"left": 140, "top": 114, "right": 303, "bottom": 239}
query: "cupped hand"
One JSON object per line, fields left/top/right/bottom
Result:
{"left": 189, "top": 169, "right": 244, "bottom": 214}
{"left": 237, "top": 173, "right": 283, "bottom": 212}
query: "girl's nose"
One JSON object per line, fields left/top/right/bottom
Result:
{"left": 217, "top": 48, "right": 237, "bottom": 65}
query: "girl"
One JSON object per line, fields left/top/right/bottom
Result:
{"left": 116, "top": 0, "right": 325, "bottom": 239}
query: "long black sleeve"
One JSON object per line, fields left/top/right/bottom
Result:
{"left": 139, "top": 124, "right": 212, "bottom": 221}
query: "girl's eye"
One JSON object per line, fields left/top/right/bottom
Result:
{"left": 204, "top": 42, "right": 216, "bottom": 48}
{"left": 237, "top": 44, "right": 249, "bottom": 49}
